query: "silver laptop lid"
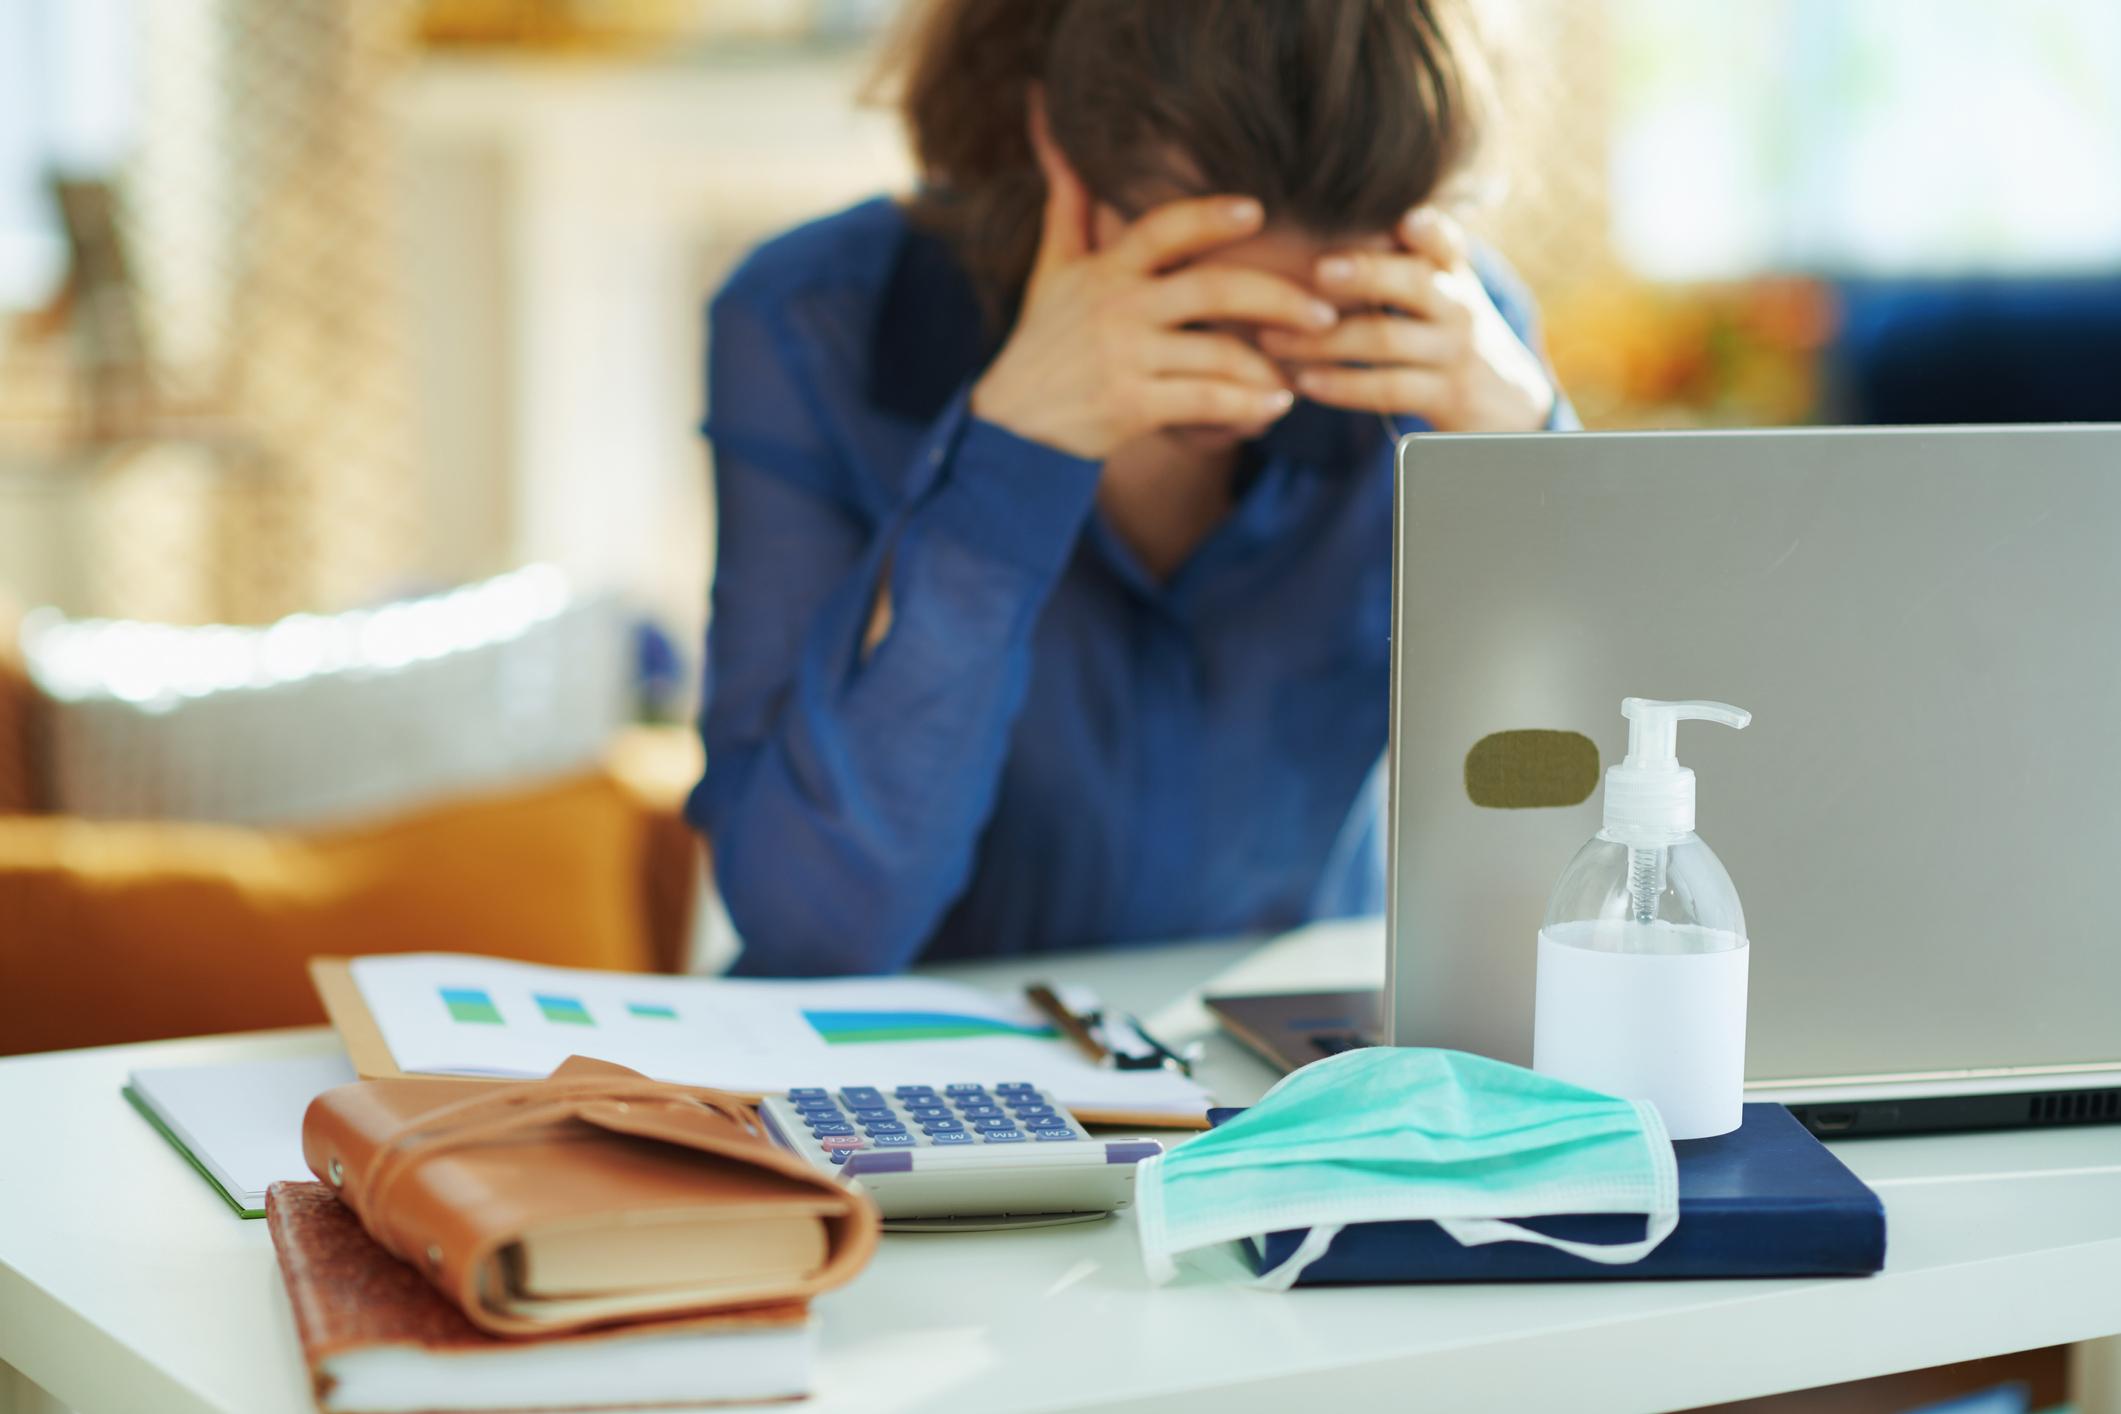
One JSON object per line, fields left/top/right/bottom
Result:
{"left": 1387, "top": 425, "right": 2121, "bottom": 1091}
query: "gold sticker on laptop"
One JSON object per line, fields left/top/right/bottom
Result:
{"left": 1464, "top": 730, "right": 1600, "bottom": 809}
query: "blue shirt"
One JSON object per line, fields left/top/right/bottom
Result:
{"left": 691, "top": 196, "right": 1569, "bottom": 976}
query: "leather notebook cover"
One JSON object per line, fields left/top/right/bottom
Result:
{"left": 267, "top": 1182, "right": 812, "bottom": 1413}
{"left": 302, "top": 1056, "right": 879, "bottom": 1335}
{"left": 1217, "top": 1102, "right": 1888, "bottom": 1283}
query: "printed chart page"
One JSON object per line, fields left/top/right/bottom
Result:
{"left": 349, "top": 954, "right": 1208, "bottom": 1116}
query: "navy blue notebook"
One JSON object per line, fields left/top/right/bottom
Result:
{"left": 1205, "top": 1102, "right": 1886, "bottom": 1283}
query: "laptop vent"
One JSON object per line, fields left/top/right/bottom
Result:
{"left": 2026, "top": 1089, "right": 2121, "bottom": 1125}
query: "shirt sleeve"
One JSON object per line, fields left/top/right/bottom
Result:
{"left": 691, "top": 287, "right": 1102, "bottom": 977}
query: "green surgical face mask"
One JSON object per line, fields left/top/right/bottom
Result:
{"left": 1136, "top": 1047, "right": 1678, "bottom": 1288}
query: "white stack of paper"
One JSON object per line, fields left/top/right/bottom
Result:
{"left": 126, "top": 1053, "right": 356, "bottom": 1215}
{"left": 346, "top": 955, "right": 1209, "bottom": 1120}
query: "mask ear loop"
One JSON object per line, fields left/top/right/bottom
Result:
{"left": 1247, "top": 1223, "right": 1345, "bottom": 1291}
{"left": 1436, "top": 1098, "right": 1681, "bottom": 1267}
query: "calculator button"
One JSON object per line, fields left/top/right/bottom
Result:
{"left": 839, "top": 1087, "right": 886, "bottom": 1107}
{"left": 848, "top": 1107, "right": 894, "bottom": 1124}
{"left": 972, "top": 1117, "right": 1018, "bottom": 1133}
{"left": 871, "top": 1131, "right": 917, "bottom": 1147}
{"left": 1008, "top": 1102, "right": 1055, "bottom": 1117}
{"left": 789, "top": 1088, "right": 830, "bottom": 1100}
{"left": 905, "top": 1105, "right": 951, "bottom": 1121}
{"left": 958, "top": 1104, "right": 1003, "bottom": 1120}
{"left": 979, "top": 1129, "right": 1026, "bottom": 1143}
{"left": 921, "top": 1119, "right": 965, "bottom": 1134}
{"left": 945, "top": 1083, "right": 988, "bottom": 1097}
{"left": 929, "top": 1130, "right": 975, "bottom": 1145}
{"left": 995, "top": 1082, "right": 1038, "bottom": 1093}
{"left": 894, "top": 1085, "right": 939, "bottom": 1099}
{"left": 1025, "top": 1116, "right": 1071, "bottom": 1132}
{"left": 1033, "top": 1129, "right": 1079, "bottom": 1141}
{"left": 809, "top": 1121, "right": 856, "bottom": 1136}
{"left": 829, "top": 1149, "right": 856, "bottom": 1164}
{"left": 794, "top": 1097, "right": 842, "bottom": 1112}
{"left": 862, "top": 1121, "right": 908, "bottom": 1136}
{"left": 820, "top": 1135, "right": 865, "bottom": 1151}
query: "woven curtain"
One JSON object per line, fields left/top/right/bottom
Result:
{"left": 126, "top": 0, "right": 422, "bottom": 622}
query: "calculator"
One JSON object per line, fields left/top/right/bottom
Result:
{"left": 756, "top": 1083, "right": 1163, "bottom": 1231}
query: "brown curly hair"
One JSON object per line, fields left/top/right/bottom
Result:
{"left": 879, "top": 0, "right": 1493, "bottom": 324}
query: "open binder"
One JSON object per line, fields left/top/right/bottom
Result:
{"left": 312, "top": 955, "right": 1211, "bottom": 1130}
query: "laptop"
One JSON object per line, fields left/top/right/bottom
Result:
{"left": 1210, "top": 424, "right": 2121, "bottom": 1138}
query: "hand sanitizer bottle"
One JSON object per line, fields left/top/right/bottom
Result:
{"left": 1533, "top": 698, "right": 1753, "bottom": 1139}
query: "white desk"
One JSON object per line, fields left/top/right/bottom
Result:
{"left": 4, "top": 926, "right": 2121, "bottom": 1414}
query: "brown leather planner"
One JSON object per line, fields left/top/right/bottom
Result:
{"left": 301, "top": 1056, "right": 879, "bottom": 1336}
{"left": 268, "top": 1182, "right": 815, "bottom": 1412}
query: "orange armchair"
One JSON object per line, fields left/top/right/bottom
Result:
{"left": 0, "top": 629, "right": 706, "bottom": 1056}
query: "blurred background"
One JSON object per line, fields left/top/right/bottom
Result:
{"left": 5, "top": 0, "right": 2120, "bottom": 650}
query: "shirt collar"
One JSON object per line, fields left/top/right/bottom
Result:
{"left": 868, "top": 211, "right": 992, "bottom": 423}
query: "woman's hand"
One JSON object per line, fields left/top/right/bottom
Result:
{"left": 971, "top": 139, "right": 1337, "bottom": 460}
{"left": 1261, "top": 208, "right": 1556, "bottom": 433}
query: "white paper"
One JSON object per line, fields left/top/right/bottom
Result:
{"left": 130, "top": 1052, "right": 356, "bottom": 1205}
{"left": 348, "top": 954, "right": 1209, "bottom": 1116}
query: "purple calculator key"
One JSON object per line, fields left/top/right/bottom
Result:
{"left": 1024, "top": 1115, "right": 1070, "bottom": 1130}
{"left": 870, "top": 1131, "right": 917, "bottom": 1147}
{"left": 1008, "top": 1102, "right": 1055, "bottom": 1117}
{"left": 810, "top": 1121, "right": 856, "bottom": 1136}
{"left": 839, "top": 1087, "right": 886, "bottom": 1108}
{"left": 929, "top": 1130, "right": 975, "bottom": 1145}
{"left": 945, "top": 1083, "right": 988, "bottom": 1096}
{"left": 979, "top": 1129, "right": 1026, "bottom": 1143}
{"left": 958, "top": 1104, "right": 1003, "bottom": 1120}
{"left": 906, "top": 1106, "right": 950, "bottom": 1121}
{"left": 789, "top": 1088, "right": 830, "bottom": 1100}
{"left": 1033, "top": 1129, "right": 1079, "bottom": 1141}
{"left": 972, "top": 1116, "right": 1018, "bottom": 1133}
{"left": 995, "top": 1082, "right": 1038, "bottom": 1093}
{"left": 830, "top": 1149, "right": 856, "bottom": 1164}
{"left": 922, "top": 1119, "right": 965, "bottom": 1134}
{"left": 863, "top": 1122, "right": 908, "bottom": 1136}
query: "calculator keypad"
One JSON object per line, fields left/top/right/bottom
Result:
{"left": 775, "top": 1082, "right": 1085, "bottom": 1162}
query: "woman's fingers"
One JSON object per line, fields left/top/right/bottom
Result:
{"left": 1112, "top": 195, "right": 1266, "bottom": 274}
{"left": 1258, "top": 313, "right": 1459, "bottom": 367}
{"left": 1136, "top": 377, "right": 1295, "bottom": 429}
{"left": 1026, "top": 91, "right": 1091, "bottom": 280}
{"left": 1149, "top": 331, "right": 1290, "bottom": 388}
{"left": 1139, "top": 264, "right": 1338, "bottom": 334}
{"left": 1313, "top": 251, "right": 1448, "bottom": 322}
{"left": 1399, "top": 205, "right": 1470, "bottom": 271}
{"left": 1294, "top": 365, "right": 1453, "bottom": 418}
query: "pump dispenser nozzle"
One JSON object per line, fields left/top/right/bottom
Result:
{"left": 1603, "top": 698, "right": 1750, "bottom": 923}
{"left": 1604, "top": 698, "right": 1751, "bottom": 840}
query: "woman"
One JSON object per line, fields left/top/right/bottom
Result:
{"left": 691, "top": 0, "right": 1573, "bottom": 976}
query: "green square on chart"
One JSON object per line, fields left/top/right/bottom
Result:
{"left": 536, "top": 993, "right": 594, "bottom": 1025}
{"left": 441, "top": 988, "right": 503, "bottom": 1025}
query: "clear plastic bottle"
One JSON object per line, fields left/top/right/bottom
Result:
{"left": 1533, "top": 699, "right": 1752, "bottom": 1139}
